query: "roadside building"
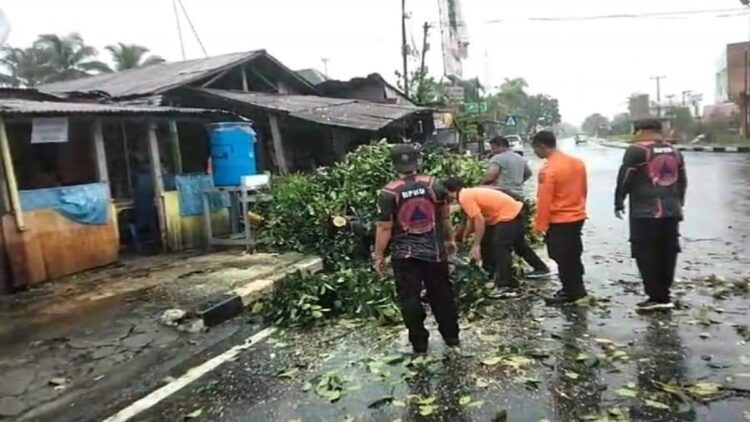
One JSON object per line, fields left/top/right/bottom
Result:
{"left": 0, "top": 96, "right": 237, "bottom": 292}
{"left": 39, "top": 51, "right": 434, "bottom": 174}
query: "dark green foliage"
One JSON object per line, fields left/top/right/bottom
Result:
{"left": 258, "top": 142, "right": 539, "bottom": 327}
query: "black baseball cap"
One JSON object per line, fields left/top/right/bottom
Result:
{"left": 633, "top": 119, "right": 663, "bottom": 132}
{"left": 390, "top": 143, "right": 419, "bottom": 173}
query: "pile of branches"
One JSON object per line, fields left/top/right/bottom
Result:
{"left": 257, "top": 142, "right": 540, "bottom": 327}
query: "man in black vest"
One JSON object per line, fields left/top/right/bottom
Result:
{"left": 375, "top": 144, "right": 459, "bottom": 354}
{"left": 615, "top": 119, "right": 687, "bottom": 311}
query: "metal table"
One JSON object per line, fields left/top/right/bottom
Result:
{"left": 202, "top": 186, "right": 271, "bottom": 251}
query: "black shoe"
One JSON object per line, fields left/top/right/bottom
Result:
{"left": 544, "top": 292, "right": 587, "bottom": 306}
{"left": 444, "top": 337, "right": 460, "bottom": 348}
{"left": 526, "top": 268, "right": 552, "bottom": 279}
{"left": 412, "top": 344, "right": 428, "bottom": 354}
{"left": 636, "top": 299, "right": 674, "bottom": 312}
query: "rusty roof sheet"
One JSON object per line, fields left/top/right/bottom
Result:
{"left": 38, "top": 50, "right": 312, "bottom": 99}
{"left": 0, "top": 99, "right": 237, "bottom": 119}
{"left": 199, "top": 89, "right": 351, "bottom": 112}
{"left": 195, "top": 88, "right": 429, "bottom": 131}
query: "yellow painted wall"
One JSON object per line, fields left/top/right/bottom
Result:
{"left": 164, "top": 191, "right": 230, "bottom": 251}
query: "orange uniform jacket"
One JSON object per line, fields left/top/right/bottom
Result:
{"left": 535, "top": 150, "right": 588, "bottom": 232}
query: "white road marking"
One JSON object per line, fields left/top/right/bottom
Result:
{"left": 103, "top": 327, "right": 277, "bottom": 422}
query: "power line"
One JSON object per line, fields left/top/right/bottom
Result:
{"left": 172, "top": 0, "right": 186, "bottom": 60}
{"left": 433, "top": 7, "right": 750, "bottom": 27}
{"left": 176, "top": 0, "right": 208, "bottom": 57}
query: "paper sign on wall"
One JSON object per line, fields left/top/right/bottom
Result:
{"left": 31, "top": 117, "right": 69, "bottom": 144}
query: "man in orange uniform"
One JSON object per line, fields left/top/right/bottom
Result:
{"left": 531, "top": 131, "right": 589, "bottom": 305}
{"left": 444, "top": 179, "right": 549, "bottom": 296}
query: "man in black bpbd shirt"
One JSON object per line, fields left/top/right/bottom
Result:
{"left": 374, "top": 144, "right": 459, "bottom": 354}
{"left": 615, "top": 119, "right": 687, "bottom": 312}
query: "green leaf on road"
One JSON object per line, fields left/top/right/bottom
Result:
{"left": 185, "top": 408, "right": 203, "bottom": 419}
{"left": 476, "top": 377, "right": 490, "bottom": 388}
{"left": 250, "top": 302, "right": 264, "bottom": 314}
{"left": 616, "top": 387, "right": 638, "bottom": 398}
{"left": 607, "top": 407, "right": 627, "bottom": 419}
{"left": 459, "top": 395, "right": 472, "bottom": 406}
{"left": 278, "top": 368, "right": 300, "bottom": 379}
{"left": 644, "top": 399, "right": 670, "bottom": 410}
{"left": 468, "top": 400, "right": 485, "bottom": 408}
{"left": 686, "top": 382, "right": 720, "bottom": 397}
{"left": 482, "top": 356, "right": 504, "bottom": 366}
{"left": 564, "top": 371, "right": 580, "bottom": 380}
{"left": 419, "top": 405, "right": 437, "bottom": 416}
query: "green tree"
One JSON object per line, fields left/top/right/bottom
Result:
{"left": 496, "top": 77, "right": 529, "bottom": 113}
{"left": 0, "top": 46, "right": 49, "bottom": 87}
{"left": 105, "top": 43, "right": 165, "bottom": 71}
{"left": 611, "top": 112, "right": 632, "bottom": 135}
{"left": 665, "top": 106, "right": 694, "bottom": 135}
{"left": 582, "top": 113, "right": 610, "bottom": 135}
{"left": 33, "top": 33, "right": 110, "bottom": 82}
{"left": 524, "top": 94, "right": 561, "bottom": 133}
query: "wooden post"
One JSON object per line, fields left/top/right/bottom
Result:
{"left": 91, "top": 118, "right": 110, "bottom": 197}
{"left": 168, "top": 120, "right": 183, "bottom": 174}
{"left": 268, "top": 114, "right": 289, "bottom": 175}
{"left": 0, "top": 118, "right": 24, "bottom": 231}
{"left": 121, "top": 123, "right": 133, "bottom": 196}
{"left": 147, "top": 121, "right": 167, "bottom": 250}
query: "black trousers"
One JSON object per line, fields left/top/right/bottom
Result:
{"left": 482, "top": 215, "right": 549, "bottom": 287}
{"left": 546, "top": 220, "right": 586, "bottom": 298}
{"left": 392, "top": 259, "right": 459, "bottom": 349}
{"left": 630, "top": 218, "right": 680, "bottom": 302}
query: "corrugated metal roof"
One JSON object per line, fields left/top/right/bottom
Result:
{"left": 200, "top": 88, "right": 351, "bottom": 112}
{"left": 38, "top": 51, "right": 266, "bottom": 99}
{"left": 194, "top": 88, "right": 429, "bottom": 131}
{"left": 0, "top": 99, "right": 237, "bottom": 119}
{"left": 291, "top": 102, "right": 427, "bottom": 131}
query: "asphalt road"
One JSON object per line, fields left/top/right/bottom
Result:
{"left": 87, "top": 140, "right": 750, "bottom": 422}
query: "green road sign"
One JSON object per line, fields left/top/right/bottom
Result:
{"left": 465, "top": 102, "right": 487, "bottom": 114}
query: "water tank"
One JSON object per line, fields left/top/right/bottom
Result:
{"left": 208, "top": 122, "right": 257, "bottom": 186}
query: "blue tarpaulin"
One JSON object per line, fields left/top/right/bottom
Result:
{"left": 175, "top": 174, "right": 229, "bottom": 216}
{"left": 20, "top": 183, "right": 109, "bottom": 225}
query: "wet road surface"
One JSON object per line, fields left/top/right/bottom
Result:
{"left": 101, "top": 140, "right": 750, "bottom": 422}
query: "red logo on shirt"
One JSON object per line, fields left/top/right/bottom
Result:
{"left": 397, "top": 197, "right": 436, "bottom": 234}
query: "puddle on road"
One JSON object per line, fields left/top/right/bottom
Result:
{"left": 146, "top": 273, "right": 749, "bottom": 422}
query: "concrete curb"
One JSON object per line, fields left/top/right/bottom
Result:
{"left": 195, "top": 256, "right": 324, "bottom": 327}
{"left": 600, "top": 141, "right": 750, "bottom": 153}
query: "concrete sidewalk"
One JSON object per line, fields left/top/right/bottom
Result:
{"left": 0, "top": 250, "right": 320, "bottom": 420}
{"left": 601, "top": 140, "right": 750, "bottom": 153}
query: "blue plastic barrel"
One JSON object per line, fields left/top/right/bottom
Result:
{"left": 208, "top": 122, "right": 257, "bottom": 186}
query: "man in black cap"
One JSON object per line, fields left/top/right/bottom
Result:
{"left": 374, "top": 143, "right": 459, "bottom": 353}
{"left": 615, "top": 119, "right": 687, "bottom": 311}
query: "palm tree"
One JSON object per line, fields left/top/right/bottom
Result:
{"left": 105, "top": 43, "right": 165, "bottom": 71}
{"left": 0, "top": 45, "right": 50, "bottom": 87}
{"left": 33, "top": 33, "right": 110, "bottom": 82}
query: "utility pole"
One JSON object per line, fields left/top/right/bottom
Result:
{"left": 650, "top": 75, "right": 666, "bottom": 117}
{"left": 417, "top": 22, "right": 430, "bottom": 102}
{"left": 744, "top": 49, "right": 749, "bottom": 138}
{"left": 321, "top": 58, "right": 330, "bottom": 78}
{"left": 401, "top": 0, "right": 409, "bottom": 95}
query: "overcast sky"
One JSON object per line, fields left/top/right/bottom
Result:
{"left": 2, "top": 0, "right": 750, "bottom": 123}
